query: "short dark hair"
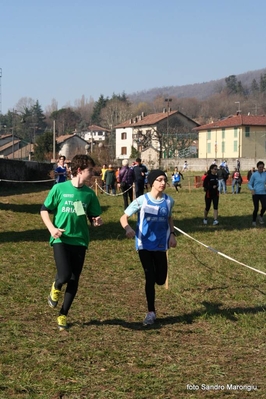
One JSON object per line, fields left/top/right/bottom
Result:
{"left": 257, "top": 161, "right": 264, "bottom": 168}
{"left": 136, "top": 158, "right": 141, "bottom": 162}
{"left": 71, "top": 154, "right": 95, "bottom": 177}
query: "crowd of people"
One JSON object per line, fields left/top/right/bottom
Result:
{"left": 45, "top": 154, "right": 266, "bottom": 330}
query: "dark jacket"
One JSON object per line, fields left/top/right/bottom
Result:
{"left": 217, "top": 167, "right": 228, "bottom": 181}
{"left": 119, "top": 166, "right": 134, "bottom": 185}
{"left": 134, "top": 163, "right": 147, "bottom": 182}
{"left": 203, "top": 173, "right": 219, "bottom": 197}
{"left": 104, "top": 169, "right": 116, "bottom": 185}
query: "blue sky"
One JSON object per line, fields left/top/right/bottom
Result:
{"left": 1, "top": 0, "right": 266, "bottom": 114}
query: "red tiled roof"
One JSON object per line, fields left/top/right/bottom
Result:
{"left": 194, "top": 114, "right": 266, "bottom": 131}
{"left": 56, "top": 134, "right": 74, "bottom": 144}
{"left": 115, "top": 111, "right": 179, "bottom": 128}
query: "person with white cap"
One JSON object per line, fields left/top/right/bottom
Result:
{"left": 120, "top": 169, "right": 177, "bottom": 326}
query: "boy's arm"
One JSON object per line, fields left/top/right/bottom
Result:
{"left": 40, "top": 209, "right": 64, "bottom": 239}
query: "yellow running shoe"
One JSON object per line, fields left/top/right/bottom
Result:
{"left": 48, "top": 282, "right": 61, "bottom": 308}
{"left": 57, "top": 315, "right": 68, "bottom": 331}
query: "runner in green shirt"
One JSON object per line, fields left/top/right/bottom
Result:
{"left": 41, "top": 154, "right": 103, "bottom": 331}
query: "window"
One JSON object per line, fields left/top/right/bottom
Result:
{"left": 222, "top": 129, "right": 225, "bottom": 139}
{"left": 234, "top": 127, "right": 238, "bottom": 138}
{"left": 207, "top": 130, "right": 211, "bottom": 140}
{"left": 121, "top": 132, "right": 127, "bottom": 140}
{"left": 121, "top": 147, "right": 127, "bottom": 155}
{"left": 245, "top": 127, "right": 250, "bottom": 137}
{"left": 222, "top": 141, "right": 225, "bottom": 153}
{"left": 233, "top": 140, "right": 238, "bottom": 152}
{"left": 207, "top": 142, "right": 211, "bottom": 153}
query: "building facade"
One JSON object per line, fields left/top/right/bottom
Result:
{"left": 194, "top": 114, "right": 266, "bottom": 160}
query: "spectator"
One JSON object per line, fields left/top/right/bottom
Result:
{"left": 247, "top": 167, "right": 256, "bottom": 181}
{"left": 134, "top": 158, "right": 148, "bottom": 197}
{"left": 232, "top": 168, "right": 242, "bottom": 194}
{"left": 104, "top": 164, "right": 116, "bottom": 194}
{"left": 217, "top": 164, "right": 228, "bottom": 194}
{"left": 119, "top": 160, "right": 135, "bottom": 209}
{"left": 100, "top": 164, "right": 107, "bottom": 193}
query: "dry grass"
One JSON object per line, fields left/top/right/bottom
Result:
{"left": 0, "top": 178, "right": 266, "bottom": 398}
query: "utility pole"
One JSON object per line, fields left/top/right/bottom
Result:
{"left": 165, "top": 98, "right": 172, "bottom": 159}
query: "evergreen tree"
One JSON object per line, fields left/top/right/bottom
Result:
{"left": 250, "top": 78, "right": 259, "bottom": 94}
{"left": 34, "top": 131, "right": 57, "bottom": 161}
{"left": 91, "top": 95, "right": 108, "bottom": 125}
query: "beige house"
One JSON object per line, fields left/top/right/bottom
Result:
{"left": 194, "top": 114, "right": 266, "bottom": 160}
{"left": 115, "top": 110, "right": 199, "bottom": 161}
{"left": 56, "top": 134, "right": 90, "bottom": 160}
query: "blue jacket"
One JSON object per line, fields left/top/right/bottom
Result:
{"left": 248, "top": 171, "right": 266, "bottom": 194}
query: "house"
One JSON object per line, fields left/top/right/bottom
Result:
{"left": 84, "top": 124, "right": 110, "bottom": 144}
{"left": 0, "top": 134, "right": 33, "bottom": 160}
{"left": 56, "top": 134, "right": 91, "bottom": 160}
{"left": 194, "top": 114, "right": 266, "bottom": 160}
{"left": 114, "top": 110, "right": 199, "bottom": 161}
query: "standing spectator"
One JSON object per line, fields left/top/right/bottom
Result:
{"left": 232, "top": 168, "right": 242, "bottom": 194}
{"left": 171, "top": 167, "right": 184, "bottom": 192}
{"left": 134, "top": 158, "right": 148, "bottom": 198}
{"left": 54, "top": 155, "right": 68, "bottom": 184}
{"left": 217, "top": 164, "right": 228, "bottom": 194}
{"left": 120, "top": 169, "right": 177, "bottom": 326}
{"left": 100, "top": 164, "right": 107, "bottom": 193}
{"left": 40, "top": 154, "right": 103, "bottom": 331}
{"left": 203, "top": 164, "right": 219, "bottom": 225}
{"left": 115, "top": 167, "right": 121, "bottom": 192}
{"left": 247, "top": 167, "right": 256, "bottom": 181}
{"left": 236, "top": 159, "right": 241, "bottom": 170}
{"left": 104, "top": 164, "right": 116, "bottom": 194}
{"left": 119, "top": 159, "right": 135, "bottom": 209}
{"left": 248, "top": 161, "right": 266, "bottom": 227}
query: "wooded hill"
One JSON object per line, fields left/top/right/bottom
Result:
{"left": 129, "top": 67, "right": 266, "bottom": 102}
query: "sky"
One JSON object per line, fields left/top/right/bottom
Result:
{"left": 1, "top": 0, "right": 266, "bottom": 115}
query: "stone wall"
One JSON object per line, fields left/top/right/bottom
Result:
{"left": 0, "top": 158, "right": 54, "bottom": 183}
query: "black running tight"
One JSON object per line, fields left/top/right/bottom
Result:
{"left": 138, "top": 250, "right": 168, "bottom": 312}
{"left": 53, "top": 243, "right": 86, "bottom": 316}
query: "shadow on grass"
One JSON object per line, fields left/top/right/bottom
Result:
{"left": 82, "top": 301, "right": 266, "bottom": 330}
{"left": 0, "top": 183, "right": 53, "bottom": 196}
{"left": 0, "top": 202, "right": 43, "bottom": 214}
{"left": 0, "top": 229, "right": 49, "bottom": 243}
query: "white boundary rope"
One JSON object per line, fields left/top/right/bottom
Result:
{"left": 174, "top": 226, "right": 266, "bottom": 277}
{"left": 96, "top": 182, "right": 133, "bottom": 197}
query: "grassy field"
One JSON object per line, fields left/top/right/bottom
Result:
{"left": 0, "top": 175, "right": 266, "bottom": 399}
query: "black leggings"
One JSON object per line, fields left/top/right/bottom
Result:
{"left": 53, "top": 243, "right": 86, "bottom": 316}
{"left": 138, "top": 250, "right": 168, "bottom": 312}
{"left": 252, "top": 194, "right": 266, "bottom": 221}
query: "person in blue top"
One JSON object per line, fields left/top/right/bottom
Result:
{"left": 120, "top": 169, "right": 177, "bottom": 326}
{"left": 171, "top": 166, "right": 184, "bottom": 192}
{"left": 248, "top": 160, "right": 266, "bottom": 227}
{"left": 54, "top": 155, "right": 68, "bottom": 184}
